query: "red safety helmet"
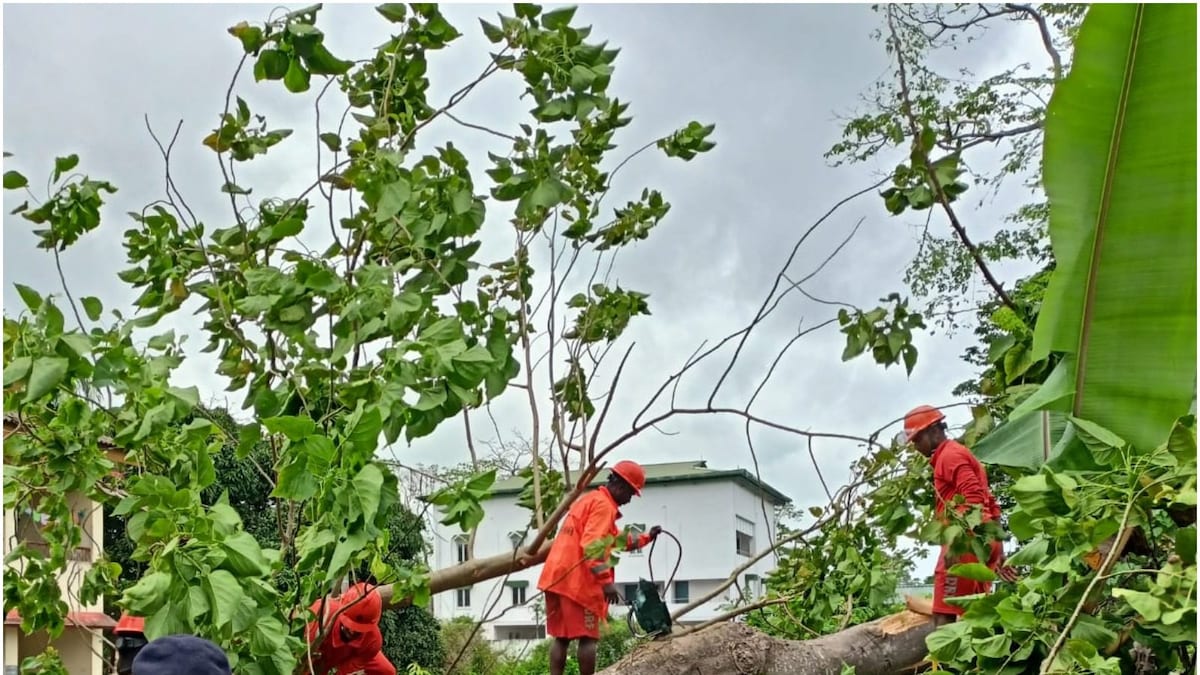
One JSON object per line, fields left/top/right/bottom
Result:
{"left": 611, "top": 460, "right": 646, "bottom": 495}
{"left": 114, "top": 614, "right": 145, "bottom": 635}
{"left": 336, "top": 583, "right": 382, "bottom": 634}
{"left": 903, "top": 405, "right": 946, "bottom": 441}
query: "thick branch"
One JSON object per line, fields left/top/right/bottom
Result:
{"left": 600, "top": 611, "right": 935, "bottom": 675}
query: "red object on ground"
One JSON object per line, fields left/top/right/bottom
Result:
{"left": 545, "top": 591, "right": 601, "bottom": 640}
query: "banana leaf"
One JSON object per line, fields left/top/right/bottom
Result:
{"left": 1027, "top": 3, "right": 1197, "bottom": 451}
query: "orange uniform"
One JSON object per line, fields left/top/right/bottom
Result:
{"left": 304, "top": 584, "right": 395, "bottom": 675}
{"left": 931, "top": 438, "right": 1004, "bottom": 615}
{"left": 537, "top": 487, "right": 651, "bottom": 639}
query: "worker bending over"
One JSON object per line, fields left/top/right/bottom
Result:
{"left": 904, "top": 405, "right": 1017, "bottom": 624}
{"left": 538, "top": 460, "right": 662, "bottom": 675}
{"left": 304, "top": 582, "right": 395, "bottom": 675}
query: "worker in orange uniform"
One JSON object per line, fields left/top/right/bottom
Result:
{"left": 114, "top": 614, "right": 148, "bottom": 675}
{"left": 904, "top": 405, "right": 1017, "bottom": 624}
{"left": 304, "top": 582, "right": 395, "bottom": 675}
{"left": 538, "top": 460, "right": 662, "bottom": 675}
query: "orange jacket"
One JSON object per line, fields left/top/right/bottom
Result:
{"left": 537, "top": 487, "right": 651, "bottom": 619}
{"left": 304, "top": 598, "right": 394, "bottom": 675}
{"left": 932, "top": 439, "right": 1002, "bottom": 522}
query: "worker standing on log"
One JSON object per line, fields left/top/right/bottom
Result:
{"left": 904, "top": 405, "right": 1017, "bottom": 624}
{"left": 304, "top": 582, "right": 396, "bottom": 675}
{"left": 538, "top": 460, "right": 662, "bottom": 675}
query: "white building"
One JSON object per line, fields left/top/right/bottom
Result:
{"left": 426, "top": 460, "right": 791, "bottom": 650}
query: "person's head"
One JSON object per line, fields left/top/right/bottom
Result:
{"left": 113, "top": 614, "right": 147, "bottom": 675}
{"left": 606, "top": 460, "right": 646, "bottom": 506}
{"left": 335, "top": 582, "right": 382, "bottom": 641}
{"left": 903, "top": 405, "right": 948, "bottom": 457}
{"left": 131, "top": 635, "right": 231, "bottom": 675}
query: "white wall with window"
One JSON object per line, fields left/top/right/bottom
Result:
{"left": 424, "top": 461, "right": 789, "bottom": 644}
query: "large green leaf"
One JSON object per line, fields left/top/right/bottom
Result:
{"left": 975, "top": 411, "right": 1069, "bottom": 469}
{"left": 1031, "top": 3, "right": 1197, "bottom": 451}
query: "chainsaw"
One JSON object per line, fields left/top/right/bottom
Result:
{"left": 625, "top": 529, "right": 681, "bottom": 640}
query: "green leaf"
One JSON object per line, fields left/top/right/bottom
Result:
{"left": 255, "top": 49, "right": 289, "bottom": 81}
{"left": 206, "top": 569, "right": 243, "bottom": 628}
{"left": 947, "top": 562, "right": 997, "bottom": 582}
{"left": 4, "top": 356, "right": 32, "bottom": 386}
{"left": 24, "top": 356, "right": 69, "bottom": 402}
{"left": 351, "top": 464, "right": 385, "bottom": 520}
{"left": 375, "top": 179, "right": 411, "bottom": 222}
{"left": 1176, "top": 526, "right": 1196, "bottom": 565}
{"left": 541, "top": 5, "right": 577, "bottom": 29}
{"left": 53, "top": 154, "right": 79, "bottom": 181}
{"left": 925, "top": 620, "right": 971, "bottom": 662}
{"left": 221, "top": 531, "right": 271, "bottom": 576}
{"left": 301, "top": 42, "right": 353, "bottom": 76}
{"left": 284, "top": 58, "right": 311, "bottom": 93}
{"left": 262, "top": 416, "right": 316, "bottom": 440}
{"left": 1032, "top": 4, "right": 1196, "bottom": 450}
{"left": 480, "top": 18, "right": 504, "bottom": 43}
{"left": 975, "top": 410, "right": 1070, "bottom": 469}
{"left": 81, "top": 296, "right": 103, "bottom": 321}
{"left": 376, "top": 3, "right": 407, "bottom": 22}
{"left": 228, "top": 21, "right": 265, "bottom": 53}
{"left": 1112, "top": 588, "right": 1162, "bottom": 621}
{"left": 14, "top": 283, "right": 42, "bottom": 311}
{"left": 319, "top": 133, "right": 342, "bottom": 152}
{"left": 3, "top": 171, "right": 28, "bottom": 190}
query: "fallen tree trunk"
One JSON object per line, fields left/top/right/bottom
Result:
{"left": 598, "top": 611, "right": 935, "bottom": 675}
{"left": 377, "top": 541, "right": 553, "bottom": 608}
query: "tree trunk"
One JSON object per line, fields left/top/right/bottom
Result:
{"left": 377, "top": 548, "right": 935, "bottom": 674}
{"left": 599, "top": 611, "right": 935, "bottom": 675}
{"left": 377, "top": 541, "right": 553, "bottom": 608}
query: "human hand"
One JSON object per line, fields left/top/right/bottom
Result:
{"left": 603, "top": 583, "right": 622, "bottom": 605}
{"left": 997, "top": 565, "right": 1019, "bottom": 583}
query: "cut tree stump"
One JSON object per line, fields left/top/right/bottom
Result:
{"left": 598, "top": 610, "right": 936, "bottom": 675}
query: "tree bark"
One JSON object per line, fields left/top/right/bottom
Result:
{"left": 377, "top": 541, "right": 553, "bottom": 608}
{"left": 598, "top": 611, "right": 935, "bottom": 675}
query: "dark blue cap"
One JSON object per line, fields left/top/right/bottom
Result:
{"left": 132, "top": 635, "right": 231, "bottom": 675}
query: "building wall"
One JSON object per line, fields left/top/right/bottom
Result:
{"left": 428, "top": 478, "right": 784, "bottom": 638}
{"left": 4, "top": 491, "right": 105, "bottom": 675}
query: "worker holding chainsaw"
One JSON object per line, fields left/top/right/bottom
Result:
{"left": 303, "top": 582, "right": 395, "bottom": 675}
{"left": 538, "top": 460, "right": 662, "bottom": 675}
{"left": 904, "top": 405, "right": 1018, "bottom": 624}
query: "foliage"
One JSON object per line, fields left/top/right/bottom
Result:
{"left": 441, "top": 617, "right": 503, "bottom": 675}
{"left": 3, "top": 2, "right": 714, "bottom": 672}
{"left": 828, "top": 4, "right": 1087, "bottom": 326}
{"left": 836, "top": 293, "right": 925, "bottom": 376}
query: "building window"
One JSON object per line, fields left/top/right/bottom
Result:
{"left": 508, "top": 530, "right": 526, "bottom": 550}
{"left": 507, "top": 580, "right": 528, "bottom": 606}
{"left": 673, "top": 580, "right": 689, "bottom": 604}
{"left": 736, "top": 516, "right": 754, "bottom": 557}
{"left": 454, "top": 535, "right": 469, "bottom": 563}
{"left": 456, "top": 587, "right": 472, "bottom": 608}
{"left": 744, "top": 574, "right": 760, "bottom": 597}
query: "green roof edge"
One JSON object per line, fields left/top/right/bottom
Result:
{"left": 487, "top": 466, "right": 792, "bottom": 505}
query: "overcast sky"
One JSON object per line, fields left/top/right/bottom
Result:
{"left": 3, "top": 3, "right": 1050, "bottom": 579}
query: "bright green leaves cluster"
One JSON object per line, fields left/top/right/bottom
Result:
{"left": 836, "top": 294, "right": 924, "bottom": 375}
{"left": 4, "top": 154, "right": 117, "bottom": 251}
{"left": 234, "top": 5, "right": 353, "bottom": 93}
{"left": 426, "top": 469, "right": 497, "bottom": 532}
{"left": 565, "top": 285, "right": 649, "bottom": 343}
{"left": 879, "top": 126, "right": 969, "bottom": 216}
{"left": 583, "top": 189, "right": 669, "bottom": 251}
{"left": 552, "top": 359, "right": 593, "bottom": 421}
{"left": 657, "top": 121, "right": 716, "bottom": 161}
{"left": 927, "top": 415, "right": 1197, "bottom": 673}
{"left": 203, "top": 97, "right": 294, "bottom": 162}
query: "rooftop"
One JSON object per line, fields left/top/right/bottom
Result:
{"left": 488, "top": 460, "right": 791, "bottom": 505}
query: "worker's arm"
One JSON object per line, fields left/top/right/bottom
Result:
{"left": 624, "top": 525, "right": 662, "bottom": 551}
{"left": 580, "top": 502, "right": 618, "bottom": 582}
